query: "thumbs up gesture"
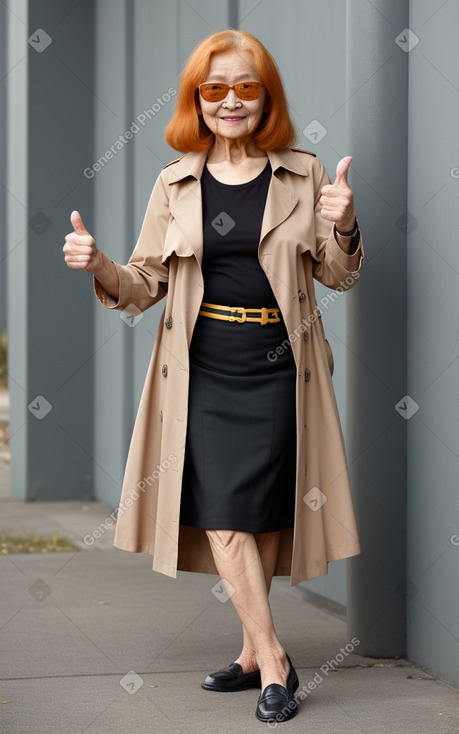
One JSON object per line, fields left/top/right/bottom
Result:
{"left": 319, "top": 156, "right": 356, "bottom": 232}
{"left": 63, "top": 211, "right": 100, "bottom": 272}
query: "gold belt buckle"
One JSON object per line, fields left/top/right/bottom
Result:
{"left": 260, "top": 307, "right": 270, "bottom": 325}
{"left": 228, "top": 306, "right": 247, "bottom": 323}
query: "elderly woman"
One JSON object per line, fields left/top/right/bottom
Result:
{"left": 63, "top": 29, "right": 364, "bottom": 723}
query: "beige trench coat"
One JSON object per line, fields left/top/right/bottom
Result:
{"left": 93, "top": 147, "right": 365, "bottom": 586}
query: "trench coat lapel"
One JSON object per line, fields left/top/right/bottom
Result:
{"left": 162, "top": 148, "right": 309, "bottom": 265}
{"left": 259, "top": 173, "right": 297, "bottom": 245}
{"left": 167, "top": 178, "right": 204, "bottom": 262}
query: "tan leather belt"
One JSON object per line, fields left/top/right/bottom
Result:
{"left": 199, "top": 302, "right": 280, "bottom": 325}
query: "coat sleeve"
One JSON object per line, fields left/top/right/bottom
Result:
{"left": 310, "top": 157, "right": 364, "bottom": 290}
{"left": 93, "top": 172, "right": 170, "bottom": 312}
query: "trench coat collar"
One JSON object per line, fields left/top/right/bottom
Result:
{"left": 162, "top": 148, "right": 309, "bottom": 264}
{"left": 164, "top": 147, "right": 310, "bottom": 184}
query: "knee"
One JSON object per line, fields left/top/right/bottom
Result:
{"left": 205, "top": 528, "right": 237, "bottom": 549}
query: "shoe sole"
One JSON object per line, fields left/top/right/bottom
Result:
{"left": 255, "top": 705, "right": 299, "bottom": 723}
{"left": 201, "top": 681, "right": 261, "bottom": 692}
{"left": 201, "top": 677, "right": 295, "bottom": 694}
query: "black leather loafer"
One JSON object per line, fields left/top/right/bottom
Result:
{"left": 255, "top": 655, "right": 299, "bottom": 723}
{"left": 201, "top": 662, "right": 262, "bottom": 692}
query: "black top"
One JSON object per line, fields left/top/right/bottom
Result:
{"left": 201, "top": 160, "right": 278, "bottom": 308}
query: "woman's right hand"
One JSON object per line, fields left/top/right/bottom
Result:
{"left": 63, "top": 211, "right": 100, "bottom": 273}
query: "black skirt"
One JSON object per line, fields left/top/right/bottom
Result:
{"left": 179, "top": 313, "right": 297, "bottom": 533}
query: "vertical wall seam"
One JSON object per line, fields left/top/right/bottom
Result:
{"left": 228, "top": 0, "right": 239, "bottom": 29}
{"left": 125, "top": 0, "right": 135, "bottom": 440}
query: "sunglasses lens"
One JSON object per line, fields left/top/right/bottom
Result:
{"left": 199, "top": 82, "right": 262, "bottom": 101}
{"left": 234, "top": 82, "right": 261, "bottom": 100}
{"left": 200, "top": 84, "right": 227, "bottom": 102}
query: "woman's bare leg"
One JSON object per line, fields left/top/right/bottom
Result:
{"left": 206, "top": 528, "right": 289, "bottom": 690}
{"left": 234, "top": 531, "right": 281, "bottom": 673}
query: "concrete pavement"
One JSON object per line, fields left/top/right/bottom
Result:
{"left": 0, "top": 480, "right": 458, "bottom": 733}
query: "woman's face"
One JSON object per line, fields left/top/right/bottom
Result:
{"left": 197, "top": 49, "right": 268, "bottom": 142}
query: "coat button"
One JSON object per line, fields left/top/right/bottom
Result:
{"left": 162, "top": 364, "right": 168, "bottom": 377}
{"left": 298, "top": 290, "right": 306, "bottom": 303}
{"left": 165, "top": 316, "right": 172, "bottom": 329}
{"left": 303, "top": 330, "right": 309, "bottom": 341}
{"left": 304, "top": 368, "right": 311, "bottom": 382}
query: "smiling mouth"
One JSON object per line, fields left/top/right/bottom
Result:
{"left": 220, "top": 116, "right": 245, "bottom": 120}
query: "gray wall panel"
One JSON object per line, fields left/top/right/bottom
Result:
{"left": 27, "top": 1, "right": 95, "bottom": 500}
{"left": 7, "top": 0, "right": 96, "bottom": 500}
{"left": 0, "top": 1, "right": 7, "bottom": 333}
{"left": 346, "top": 0, "right": 409, "bottom": 657}
{"left": 406, "top": 0, "right": 459, "bottom": 688}
{"left": 92, "top": 0, "right": 136, "bottom": 506}
{"left": 6, "top": 0, "right": 28, "bottom": 499}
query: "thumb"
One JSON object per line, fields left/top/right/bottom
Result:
{"left": 334, "top": 156, "right": 353, "bottom": 186}
{"left": 70, "top": 210, "right": 89, "bottom": 235}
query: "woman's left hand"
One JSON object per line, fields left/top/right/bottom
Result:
{"left": 319, "top": 156, "right": 356, "bottom": 232}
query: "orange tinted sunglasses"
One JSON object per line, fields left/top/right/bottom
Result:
{"left": 199, "top": 81, "right": 263, "bottom": 102}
